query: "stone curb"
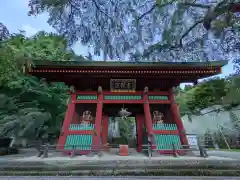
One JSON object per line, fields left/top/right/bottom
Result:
{"left": 0, "top": 159, "right": 240, "bottom": 171}
{"left": 1, "top": 169, "right": 240, "bottom": 176}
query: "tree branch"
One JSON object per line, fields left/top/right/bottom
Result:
{"left": 137, "top": 0, "right": 177, "bottom": 21}
{"left": 180, "top": 19, "right": 204, "bottom": 46}
{"left": 142, "top": 42, "right": 181, "bottom": 58}
{"left": 69, "top": 0, "right": 112, "bottom": 19}
{"left": 140, "top": 18, "right": 204, "bottom": 58}
{"left": 137, "top": 1, "right": 210, "bottom": 21}
{"left": 91, "top": 0, "right": 112, "bottom": 19}
{"left": 179, "top": 3, "right": 211, "bottom": 9}
{"left": 137, "top": 4, "right": 157, "bottom": 20}
{"left": 203, "top": 2, "right": 240, "bottom": 30}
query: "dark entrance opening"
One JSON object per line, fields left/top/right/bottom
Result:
{"left": 103, "top": 104, "right": 144, "bottom": 149}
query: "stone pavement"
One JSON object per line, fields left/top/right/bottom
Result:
{"left": 0, "top": 149, "right": 239, "bottom": 172}
{"left": 0, "top": 149, "right": 240, "bottom": 176}
{"left": 207, "top": 150, "right": 240, "bottom": 160}
{"left": 0, "top": 154, "right": 239, "bottom": 170}
{"left": 0, "top": 176, "right": 239, "bottom": 180}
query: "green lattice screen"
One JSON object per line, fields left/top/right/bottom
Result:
{"left": 152, "top": 123, "right": 177, "bottom": 130}
{"left": 148, "top": 95, "right": 169, "bottom": 100}
{"left": 104, "top": 95, "right": 142, "bottom": 100}
{"left": 154, "top": 134, "right": 181, "bottom": 150}
{"left": 69, "top": 124, "right": 94, "bottom": 130}
{"left": 76, "top": 95, "right": 98, "bottom": 100}
{"left": 64, "top": 135, "right": 93, "bottom": 150}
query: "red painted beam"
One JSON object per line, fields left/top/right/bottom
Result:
{"left": 147, "top": 91, "right": 169, "bottom": 95}
{"left": 153, "top": 130, "right": 179, "bottom": 135}
{"left": 74, "top": 91, "right": 170, "bottom": 96}
{"left": 103, "top": 100, "right": 143, "bottom": 104}
{"left": 149, "top": 100, "right": 171, "bottom": 104}
{"left": 73, "top": 100, "right": 98, "bottom": 104}
{"left": 72, "top": 100, "right": 171, "bottom": 104}
{"left": 103, "top": 91, "right": 142, "bottom": 95}
{"left": 75, "top": 91, "right": 98, "bottom": 95}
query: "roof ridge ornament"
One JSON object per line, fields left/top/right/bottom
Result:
{"left": 144, "top": 86, "right": 149, "bottom": 94}
{"left": 98, "top": 86, "right": 103, "bottom": 94}
{"left": 70, "top": 86, "right": 75, "bottom": 93}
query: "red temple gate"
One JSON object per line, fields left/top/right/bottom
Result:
{"left": 26, "top": 60, "right": 227, "bottom": 155}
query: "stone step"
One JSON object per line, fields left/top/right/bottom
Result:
{"left": 151, "top": 151, "right": 161, "bottom": 157}
{"left": 108, "top": 148, "right": 140, "bottom": 156}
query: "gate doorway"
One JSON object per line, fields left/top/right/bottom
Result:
{"left": 103, "top": 104, "right": 144, "bottom": 150}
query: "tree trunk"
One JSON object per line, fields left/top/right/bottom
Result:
{"left": 36, "top": 138, "right": 43, "bottom": 157}
{"left": 9, "top": 137, "right": 16, "bottom": 147}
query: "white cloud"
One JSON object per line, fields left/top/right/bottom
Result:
{"left": 21, "top": 24, "right": 40, "bottom": 37}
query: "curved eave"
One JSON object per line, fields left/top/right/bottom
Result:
{"left": 27, "top": 60, "right": 226, "bottom": 82}
{"left": 29, "top": 68, "right": 221, "bottom": 82}
{"left": 29, "top": 69, "right": 220, "bottom": 75}
{"left": 32, "top": 60, "right": 228, "bottom": 68}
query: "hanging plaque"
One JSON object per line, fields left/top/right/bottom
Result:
{"left": 110, "top": 79, "right": 136, "bottom": 92}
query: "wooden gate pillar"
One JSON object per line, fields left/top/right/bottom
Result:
{"left": 57, "top": 94, "right": 76, "bottom": 150}
{"left": 102, "top": 115, "right": 109, "bottom": 148}
{"left": 93, "top": 93, "right": 103, "bottom": 150}
{"left": 136, "top": 114, "right": 144, "bottom": 152}
{"left": 143, "top": 93, "right": 153, "bottom": 135}
{"left": 169, "top": 90, "right": 188, "bottom": 147}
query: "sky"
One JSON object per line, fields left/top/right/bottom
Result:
{"left": 0, "top": 0, "right": 234, "bottom": 86}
